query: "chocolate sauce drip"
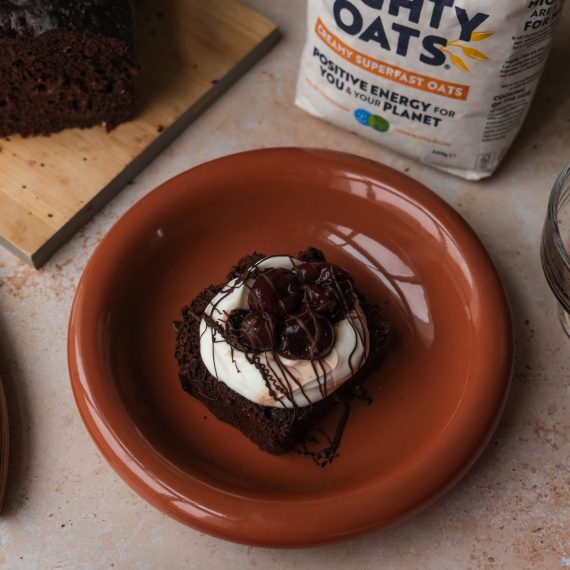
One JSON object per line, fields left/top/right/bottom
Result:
{"left": 272, "top": 352, "right": 313, "bottom": 407}
{"left": 294, "top": 384, "right": 373, "bottom": 467}
{"left": 294, "top": 398, "right": 352, "bottom": 468}
{"left": 244, "top": 352, "right": 284, "bottom": 403}
{"left": 352, "top": 384, "right": 372, "bottom": 405}
{"left": 311, "top": 358, "right": 326, "bottom": 400}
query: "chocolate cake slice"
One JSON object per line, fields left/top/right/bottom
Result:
{"left": 174, "top": 248, "right": 392, "bottom": 462}
{"left": 0, "top": 0, "right": 138, "bottom": 137}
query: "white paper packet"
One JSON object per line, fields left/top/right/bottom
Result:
{"left": 295, "top": 0, "right": 565, "bottom": 179}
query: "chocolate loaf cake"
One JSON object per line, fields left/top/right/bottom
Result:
{"left": 175, "top": 248, "right": 392, "bottom": 462}
{"left": 0, "top": 0, "right": 138, "bottom": 137}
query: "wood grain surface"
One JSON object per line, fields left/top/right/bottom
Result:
{"left": 0, "top": 0, "right": 279, "bottom": 267}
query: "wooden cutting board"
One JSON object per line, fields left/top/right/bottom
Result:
{"left": 0, "top": 0, "right": 279, "bottom": 268}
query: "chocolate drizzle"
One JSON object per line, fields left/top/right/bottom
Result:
{"left": 295, "top": 398, "right": 352, "bottom": 467}
{"left": 197, "top": 253, "right": 374, "bottom": 465}
{"left": 294, "top": 385, "right": 373, "bottom": 468}
{"left": 201, "top": 255, "right": 369, "bottom": 413}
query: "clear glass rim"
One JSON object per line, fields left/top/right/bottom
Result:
{"left": 546, "top": 162, "right": 570, "bottom": 269}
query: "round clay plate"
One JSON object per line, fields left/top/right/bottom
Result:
{"left": 68, "top": 148, "right": 512, "bottom": 547}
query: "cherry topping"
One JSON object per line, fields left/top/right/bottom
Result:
{"left": 294, "top": 262, "right": 322, "bottom": 284}
{"left": 304, "top": 284, "right": 344, "bottom": 323}
{"left": 248, "top": 268, "right": 303, "bottom": 316}
{"left": 295, "top": 262, "right": 352, "bottom": 286}
{"left": 227, "top": 309, "right": 249, "bottom": 332}
{"left": 277, "top": 307, "right": 334, "bottom": 360}
{"left": 239, "top": 311, "right": 279, "bottom": 352}
{"left": 297, "top": 262, "right": 355, "bottom": 320}
{"left": 222, "top": 260, "right": 359, "bottom": 360}
{"left": 319, "top": 263, "right": 352, "bottom": 286}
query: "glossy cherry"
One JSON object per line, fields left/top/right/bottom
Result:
{"left": 304, "top": 284, "right": 344, "bottom": 322}
{"left": 295, "top": 262, "right": 352, "bottom": 286}
{"left": 248, "top": 268, "right": 303, "bottom": 316}
{"left": 277, "top": 307, "right": 334, "bottom": 360}
{"left": 239, "top": 311, "right": 279, "bottom": 352}
{"left": 227, "top": 309, "right": 249, "bottom": 332}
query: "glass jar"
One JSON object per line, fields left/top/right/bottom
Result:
{"left": 541, "top": 162, "right": 570, "bottom": 337}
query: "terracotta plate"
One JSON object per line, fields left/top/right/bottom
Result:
{"left": 68, "top": 148, "right": 513, "bottom": 547}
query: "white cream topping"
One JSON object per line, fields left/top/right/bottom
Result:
{"left": 199, "top": 256, "right": 369, "bottom": 408}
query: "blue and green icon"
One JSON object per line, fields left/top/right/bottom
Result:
{"left": 354, "top": 109, "right": 390, "bottom": 133}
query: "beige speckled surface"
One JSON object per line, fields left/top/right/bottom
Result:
{"left": 1, "top": 2, "right": 569, "bottom": 568}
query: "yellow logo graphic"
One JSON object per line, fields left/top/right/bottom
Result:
{"left": 439, "top": 31, "right": 494, "bottom": 72}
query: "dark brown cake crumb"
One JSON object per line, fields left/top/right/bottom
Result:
{"left": 0, "top": 0, "right": 138, "bottom": 137}
{"left": 175, "top": 248, "right": 392, "bottom": 457}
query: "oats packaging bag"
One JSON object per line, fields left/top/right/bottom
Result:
{"left": 295, "top": 0, "right": 565, "bottom": 179}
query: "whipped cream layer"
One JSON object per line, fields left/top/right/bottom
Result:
{"left": 199, "top": 256, "right": 370, "bottom": 408}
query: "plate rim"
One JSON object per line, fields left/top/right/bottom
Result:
{"left": 68, "top": 147, "right": 513, "bottom": 547}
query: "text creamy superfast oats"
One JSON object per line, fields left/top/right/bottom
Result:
{"left": 296, "top": 0, "right": 564, "bottom": 179}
